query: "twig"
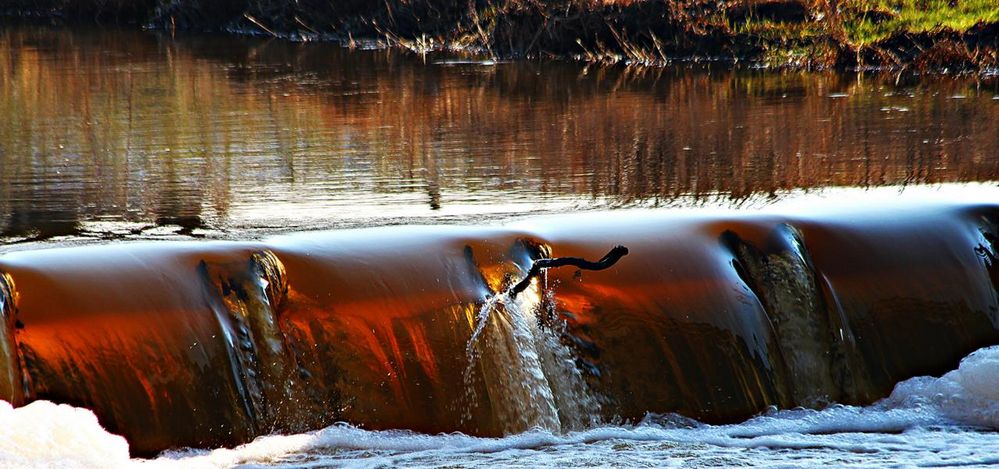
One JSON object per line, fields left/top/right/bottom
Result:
{"left": 525, "top": 19, "right": 548, "bottom": 56}
{"left": 510, "top": 246, "right": 629, "bottom": 297}
{"left": 244, "top": 13, "right": 278, "bottom": 38}
{"left": 468, "top": 0, "right": 496, "bottom": 59}
{"left": 294, "top": 16, "right": 320, "bottom": 36}
{"left": 383, "top": 0, "right": 397, "bottom": 27}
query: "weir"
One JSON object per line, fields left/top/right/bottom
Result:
{"left": 0, "top": 271, "right": 24, "bottom": 406}
{"left": 0, "top": 203, "right": 997, "bottom": 455}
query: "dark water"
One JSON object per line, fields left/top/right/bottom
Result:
{"left": 1, "top": 26, "right": 998, "bottom": 245}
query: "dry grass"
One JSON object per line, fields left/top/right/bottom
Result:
{"left": 3, "top": 0, "right": 997, "bottom": 71}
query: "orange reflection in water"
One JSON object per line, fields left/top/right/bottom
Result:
{"left": 1, "top": 26, "right": 998, "bottom": 240}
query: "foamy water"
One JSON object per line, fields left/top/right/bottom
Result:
{"left": 0, "top": 400, "right": 130, "bottom": 469}
{"left": 3, "top": 346, "right": 999, "bottom": 468}
{"left": 461, "top": 282, "right": 601, "bottom": 434}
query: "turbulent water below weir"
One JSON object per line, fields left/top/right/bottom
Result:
{"left": 2, "top": 345, "right": 999, "bottom": 468}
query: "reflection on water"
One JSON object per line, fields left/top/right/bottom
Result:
{"left": 1, "top": 26, "right": 997, "bottom": 243}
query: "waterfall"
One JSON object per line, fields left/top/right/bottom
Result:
{"left": 464, "top": 278, "right": 600, "bottom": 434}
{"left": 0, "top": 203, "right": 995, "bottom": 455}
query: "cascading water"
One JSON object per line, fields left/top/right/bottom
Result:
{"left": 0, "top": 272, "right": 24, "bottom": 407}
{"left": 0, "top": 201, "right": 997, "bottom": 457}
{"left": 463, "top": 275, "right": 600, "bottom": 434}
{"left": 533, "top": 284, "right": 604, "bottom": 431}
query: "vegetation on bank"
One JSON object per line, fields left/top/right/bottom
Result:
{"left": 4, "top": 0, "right": 998, "bottom": 71}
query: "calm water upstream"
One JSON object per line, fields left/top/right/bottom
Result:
{"left": 1, "top": 26, "right": 997, "bottom": 246}
{"left": 1, "top": 25, "right": 999, "bottom": 468}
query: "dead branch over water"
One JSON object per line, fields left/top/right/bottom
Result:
{"left": 510, "top": 245, "right": 629, "bottom": 296}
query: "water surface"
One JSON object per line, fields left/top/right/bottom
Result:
{"left": 2, "top": 25, "right": 999, "bottom": 469}
{"left": 1, "top": 26, "right": 997, "bottom": 246}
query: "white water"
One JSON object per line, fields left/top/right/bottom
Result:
{"left": 2, "top": 346, "right": 999, "bottom": 468}
{"left": 0, "top": 400, "right": 130, "bottom": 469}
{"left": 462, "top": 280, "right": 600, "bottom": 433}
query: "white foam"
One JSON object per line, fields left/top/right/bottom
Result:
{"left": 0, "top": 400, "right": 130, "bottom": 469}
{"left": 883, "top": 345, "right": 999, "bottom": 429}
{"left": 150, "top": 405, "right": 999, "bottom": 468}
{"left": 152, "top": 346, "right": 999, "bottom": 467}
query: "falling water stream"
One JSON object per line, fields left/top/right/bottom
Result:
{"left": 464, "top": 280, "right": 600, "bottom": 435}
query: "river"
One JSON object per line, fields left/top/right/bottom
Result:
{"left": 1, "top": 25, "right": 998, "bottom": 468}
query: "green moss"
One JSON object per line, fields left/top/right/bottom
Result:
{"left": 842, "top": 0, "right": 999, "bottom": 45}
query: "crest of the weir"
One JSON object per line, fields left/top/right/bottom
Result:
{"left": 0, "top": 204, "right": 998, "bottom": 455}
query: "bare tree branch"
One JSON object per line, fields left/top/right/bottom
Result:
{"left": 510, "top": 245, "right": 629, "bottom": 296}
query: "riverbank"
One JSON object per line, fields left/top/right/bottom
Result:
{"left": 3, "top": 1, "right": 998, "bottom": 72}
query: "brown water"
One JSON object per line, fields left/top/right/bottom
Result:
{"left": 1, "top": 26, "right": 997, "bottom": 246}
{"left": 2, "top": 199, "right": 998, "bottom": 455}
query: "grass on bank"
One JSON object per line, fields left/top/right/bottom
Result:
{"left": 723, "top": 0, "right": 998, "bottom": 69}
{"left": 842, "top": 0, "right": 999, "bottom": 45}
{"left": 3, "top": 0, "right": 998, "bottom": 70}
